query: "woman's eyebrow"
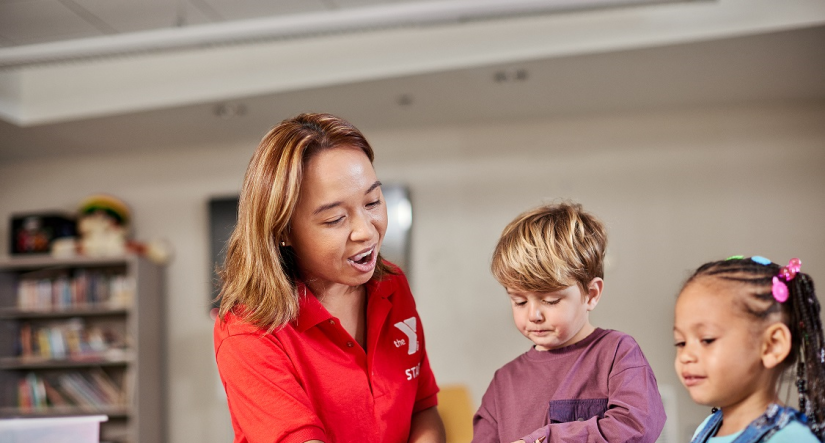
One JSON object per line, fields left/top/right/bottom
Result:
{"left": 313, "top": 201, "right": 342, "bottom": 215}
{"left": 365, "top": 180, "right": 382, "bottom": 195}
{"left": 312, "top": 181, "right": 383, "bottom": 215}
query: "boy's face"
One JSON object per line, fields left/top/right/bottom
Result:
{"left": 507, "top": 278, "right": 601, "bottom": 351}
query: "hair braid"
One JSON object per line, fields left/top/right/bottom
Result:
{"left": 685, "top": 257, "right": 825, "bottom": 439}
{"left": 791, "top": 273, "right": 825, "bottom": 439}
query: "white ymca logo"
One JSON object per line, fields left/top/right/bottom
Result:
{"left": 393, "top": 317, "right": 419, "bottom": 355}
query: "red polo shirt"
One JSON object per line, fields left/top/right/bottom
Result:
{"left": 214, "top": 270, "right": 439, "bottom": 443}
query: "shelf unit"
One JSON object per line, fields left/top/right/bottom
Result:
{"left": 0, "top": 254, "right": 165, "bottom": 443}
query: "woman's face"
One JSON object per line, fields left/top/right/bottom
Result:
{"left": 287, "top": 145, "right": 387, "bottom": 294}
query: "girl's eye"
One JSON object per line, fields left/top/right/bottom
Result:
{"left": 673, "top": 341, "right": 685, "bottom": 348}
{"left": 324, "top": 216, "right": 344, "bottom": 226}
{"left": 366, "top": 199, "right": 382, "bottom": 208}
{"left": 701, "top": 338, "right": 716, "bottom": 345}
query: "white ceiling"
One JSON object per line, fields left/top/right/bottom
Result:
{"left": 0, "top": 0, "right": 406, "bottom": 47}
{"left": 0, "top": 0, "right": 674, "bottom": 48}
{"left": 0, "top": 0, "right": 824, "bottom": 162}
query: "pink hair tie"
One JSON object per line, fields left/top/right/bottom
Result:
{"left": 772, "top": 258, "right": 802, "bottom": 303}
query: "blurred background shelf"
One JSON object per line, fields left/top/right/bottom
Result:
{"left": 0, "top": 255, "right": 165, "bottom": 443}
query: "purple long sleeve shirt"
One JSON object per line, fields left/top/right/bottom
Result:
{"left": 472, "top": 328, "right": 666, "bottom": 443}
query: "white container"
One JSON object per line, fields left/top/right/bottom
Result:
{"left": 0, "top": 415, "right": 108, "bottom": 443}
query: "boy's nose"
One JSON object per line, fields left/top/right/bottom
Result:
{"left": 528, "top": 306, "right": 543, "bottom": 322}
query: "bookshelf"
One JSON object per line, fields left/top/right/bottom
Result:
{"left": 0, "top": 255, "right": 165, "bottom": 443}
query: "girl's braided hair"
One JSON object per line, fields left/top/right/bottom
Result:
{"left": 684, "top": 257, "right": 825, "bottom": 439}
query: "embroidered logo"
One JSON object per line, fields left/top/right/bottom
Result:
{"left": 393, "top": 317, "right": 419, "bottom": 355}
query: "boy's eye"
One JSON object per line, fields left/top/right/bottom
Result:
{"left": 701, "top": 338, "right": 716, "bottom": 345}
{"left": 512, "top": 300, "right": 526, "bottom": 306}
{"left": 542, "top": 299, "right": 560, "bottom": 305}
{"left": 366, "top": 199, "right": 382, "bottom": 208}
{"left": 673, "top": 341, "right": 685, "bottom": 348}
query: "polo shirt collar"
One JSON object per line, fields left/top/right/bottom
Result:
{"left": 291, "top": 276, "right": 396, "bottom": 333}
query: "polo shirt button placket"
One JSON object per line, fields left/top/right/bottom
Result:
{"left": 347, "top": 341, "right": 354, "bottom": 348}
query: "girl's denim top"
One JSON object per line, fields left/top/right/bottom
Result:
{"left": 691, "top": 404, "right": 808, "bottom": 443}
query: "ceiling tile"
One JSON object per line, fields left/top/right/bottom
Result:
{"left": 198, "top": 0, "right": 329, "bottom": 21}
{"left": 0, "top": 0, "right": 104, "bottom": 45}
{"left": 331, "top": 0, "right": 395, "bottom": 8}
{"left": 72, "top": 0, "right": 211, "bottom": 33}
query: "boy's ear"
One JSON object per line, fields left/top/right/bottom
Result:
{"left": 584, "top": 277, "right": 604, "bottom": 311}
{"left": 761, "top": 323, "right": 792, "bottom": 369}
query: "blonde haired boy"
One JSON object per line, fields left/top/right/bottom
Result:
{"left": 472, "top": 202, "right": 666, "bottom": 443}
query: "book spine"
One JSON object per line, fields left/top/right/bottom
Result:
{"left": 19, "top": 322, "right": 32, "bottom": 358}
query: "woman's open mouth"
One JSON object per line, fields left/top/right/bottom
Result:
{"left": 348, "top": 246, "right": 378, "bottom": 272}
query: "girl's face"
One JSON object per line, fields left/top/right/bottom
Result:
{"left": 287, "top": 145, "right": 387, "bottom": 294}
{"left": 673, "top": 280, "right": 771, "bottom": 411}
{"left": 507, "top": 279, "right": 600, "bottom": 351}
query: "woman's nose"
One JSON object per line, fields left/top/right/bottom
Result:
{"left": 350, "top": 211, "right": 375, "bottom": 242}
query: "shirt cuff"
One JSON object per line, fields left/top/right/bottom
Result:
{"left": 521, "top": 427, "right": 548, "bottom": 443}
{"left": 412, "top": 392, "right": 439, "bottom": 414}
{"left": 281, "top": 426, "right": 326, "bottom": 443}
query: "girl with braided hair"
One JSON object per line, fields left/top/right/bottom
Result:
{"left": 674, "top": 256, "right": 825, "bottom": 443}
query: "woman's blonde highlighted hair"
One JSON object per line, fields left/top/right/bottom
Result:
{"left": 491, "top": 202, "right": 607, "bottom": 293}
{"left": 217, "top": 113, "right": 392, "bottom": 331}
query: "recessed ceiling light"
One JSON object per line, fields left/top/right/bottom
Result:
{"left": 493, "top": 68, "right": 529, "bottom": 83}
{"left": 214, "top": 102, "right": 247, "bottom": 118}
{"left": 397, "top": 94, "right": 414, "bottom": 107}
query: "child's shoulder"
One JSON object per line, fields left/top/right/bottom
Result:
{"left": 766, "top": 420, "right": 820, "bottom": 443}
{"left": 592, "top": 328, "right": 654, "bottom": 369}
{"left": 592, "top": 328, "right": 644, "bottom": 350}
{"left": 693, "top": 410, "right": 819, "bottom": 443}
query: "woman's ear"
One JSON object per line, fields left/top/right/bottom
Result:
{"left": 278, "top": 226, "right": 292, "bottom": 248}
{"left": 585, "top": 277, "right": 604, "bottom": 311}
{"left": 761, "top": 323, "right": 792, "bottom": 369}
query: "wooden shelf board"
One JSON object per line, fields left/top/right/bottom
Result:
{"left": 0, "top": 405, "right": 130, "bottom": 418}
{"left": 0, "top": 306, "right": 129, "bottom": 319}
{"left": 0, "top": 354, "right": 132, "bottom": 369}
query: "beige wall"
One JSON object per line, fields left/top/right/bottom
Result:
{"left": 1, "top": 100, "right": 823, "bottom": 443}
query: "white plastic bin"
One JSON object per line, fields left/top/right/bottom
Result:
{"left": 0, "top": 415, "right": 108, "bottom": 443}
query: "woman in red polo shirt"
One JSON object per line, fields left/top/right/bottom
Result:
{"left": 213, "top": 113, "right": 445, "bottom": 443}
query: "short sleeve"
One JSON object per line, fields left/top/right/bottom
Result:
{"left": 413, "top": 350, "right": 440, "bottom": 412}
{"left": 215, "top": 331, "right": 326, "bottom": 443}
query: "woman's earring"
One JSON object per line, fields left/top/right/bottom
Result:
{"left": 280, "top": 241, "right": 286, "bottom": 247}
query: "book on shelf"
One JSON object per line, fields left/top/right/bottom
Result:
{"left": 17, "top": 319, "right": 127, "bottom": 362}
{"left": 15, "top": 270, "right": 134, "bottom": 311}
{"left": 17, "top": 378, "right": 31, "bottom": 410}
{"left": 89, "top": 367, "right": 124, "bottom": 406}
{"left": 19, "top": 322, "right": 32, "bottom": 358}
{"left": 13, "top": 370, "right": 125, "bottom": 412}
{"left": 42, "top": 379, "right": 69, "bottom": 407}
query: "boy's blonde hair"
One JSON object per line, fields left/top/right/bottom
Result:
{"left": 491, "top": 202, "right": 607, "bottom": 292}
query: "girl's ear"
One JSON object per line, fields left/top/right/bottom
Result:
{"left": 585, "top": 277, "right": 604, "bottom": 311}
{"left": 761, "top": 323, "right": 792, "bottom": 369}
